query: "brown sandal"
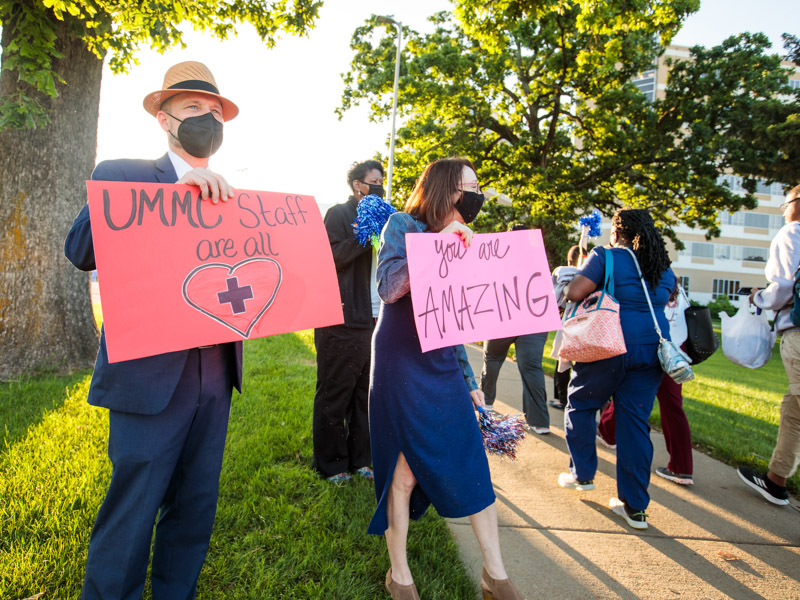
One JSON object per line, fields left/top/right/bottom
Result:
{"left": 481, "top": 567, "right": 525, "bottom": 600}
{"left": 385, "top": 568, "right": 421, "bottom": 600}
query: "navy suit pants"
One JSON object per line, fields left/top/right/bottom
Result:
{"left": 82, "top": 346, "right": 233, "bottom": 600}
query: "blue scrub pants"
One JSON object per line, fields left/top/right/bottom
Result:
{"left": 565, "top": 343, "right": 662, "bottom": 511}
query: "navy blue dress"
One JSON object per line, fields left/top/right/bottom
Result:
{"left": 367, "top": 213, "right": 495, "bottom": 535}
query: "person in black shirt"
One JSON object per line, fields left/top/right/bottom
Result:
{"left": 312, "top": 160, "right": 385, "bottom": 482}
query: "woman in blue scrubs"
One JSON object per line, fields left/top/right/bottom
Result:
{"left": 560, "top": 208, "right": 675, "bottom": 530}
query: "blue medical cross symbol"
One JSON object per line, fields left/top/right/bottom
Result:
{"left": 217, "top": 276, "right": 254, "bottom": 315}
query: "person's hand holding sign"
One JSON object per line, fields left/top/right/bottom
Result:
{"left": 177, "top": 168, "right": 234, "bottom": 204}
{"left": 441, "top": 220, "right": 474, "bottom": 247}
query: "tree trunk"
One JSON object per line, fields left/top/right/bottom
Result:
{"left": 0, "top": 14, "right": 103, "bottom": 379}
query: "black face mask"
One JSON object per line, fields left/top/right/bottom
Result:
{"left": 358, "top": 181, "right": 386, "bottom": 198}
{"left": 456, "top": 190, "right": 485, "bottom": 224}
{"left": 166, "top": 111, "right": 223, "bottom": 158}
{"left": 366, "top": 183, "right": 386, "bottom": 198}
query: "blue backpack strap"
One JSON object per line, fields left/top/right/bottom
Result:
{"left": 792, "top": 264, "right": 800, "bottom": 327}
{"left": 603, "top": 247, "right": 615, "bottom": 296}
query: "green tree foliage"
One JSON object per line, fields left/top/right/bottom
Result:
{"left": 339, "top": 0, "right": 799, "bottom": 259}
{"left": 0, "top": 0, "right": 322, "bottom": 129}
{"left": 783, "top": 33, "right": 800, "bottom": 64}
{"left": 666, "top": 34, "right": 800, "bottom": 194}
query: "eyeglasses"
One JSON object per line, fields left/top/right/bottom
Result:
{"left": 780, "top": 197, "right": 799, "bottom": 209}
{"left": 458, "top": 180, "right": 481, "bottom": 193}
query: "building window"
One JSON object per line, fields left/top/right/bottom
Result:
{"left": 755, "top": 179, "right": 772, "bottom": 195}
{"left": 743, "top": 212, "right": 770, "bottom": 229}
{"left": 719, "top": 210, "right": 745, "bottom": 227}
{"left": 680, "top": 276, "right": 690, "bottom": 292}
{"left": 789, "top": 79, "right": 800, "bottom": 90}
{"left": 632, "top": 69, "right": 656, "bottom": 102}
{"left": 718, "top": 176, "right": 788, "bottom": 197}
{"left": 715, "top": 245, "right": 743, "bottom": 261}
{"left": 742, "top": 246, "right": 769, "bottom": 262}
{"left": 712, "top": 279, "right": 740, "bottom": 299}
{"left": 691, "top": 242, "right": 714, "bottom": 258}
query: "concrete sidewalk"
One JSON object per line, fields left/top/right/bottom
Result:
{"left": 448, "top": 344, "right": 800, "bottom": 600}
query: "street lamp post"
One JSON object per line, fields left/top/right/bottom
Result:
{"left": 376, "top": 15, "right": 402, "bottom": 202}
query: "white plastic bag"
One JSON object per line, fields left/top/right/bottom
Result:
{"left": 720, "top": 298, "right": 776, "bottom": 369}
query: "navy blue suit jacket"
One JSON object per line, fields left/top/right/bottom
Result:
{"left": 65, "top": 153, "right": 243, "bottom": 414}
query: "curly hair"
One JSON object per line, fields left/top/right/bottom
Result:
{"left": 347, "top": 160, "right": 384, "bottom": 193}
{"left": 612, "top": 208, "right": 671, "bottom": 290}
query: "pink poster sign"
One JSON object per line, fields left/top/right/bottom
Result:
{"left": 87, "top": 181, "right": 343, "bottom": 363}
{"left": 406, "top": 229, "right": 562, "bottom": 352}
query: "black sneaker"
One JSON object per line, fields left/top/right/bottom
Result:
{"left": 609, "top": 497, "right": 648, "bottom": 530}
{"left": 548, "top": 400, "right": 566, "bottom": 410}
{"left": 737, "top": 466, "right": 789, "bottom": 506}
{"left": 656, "top": 467, "right": 693, "bottom": 486}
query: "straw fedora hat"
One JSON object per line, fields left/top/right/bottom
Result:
{"left": 142, "top": 61, "right": 239, "bottom": 121}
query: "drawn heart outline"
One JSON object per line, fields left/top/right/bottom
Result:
{"left": 182, "top": 257, "right": 282, "bottom": 338}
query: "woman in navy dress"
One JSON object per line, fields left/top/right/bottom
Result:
{"left": 369, "top": 158, "right": 524, "bottom": 600}
{"left": 560, "top": 208, "right": 675, "bottom": 530}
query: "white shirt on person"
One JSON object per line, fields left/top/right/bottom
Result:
{"left": 753, "top": 221, "right": 800, "bottom": 334}
{"left": 168, "top": 150, "right": 196, "bottom": 180}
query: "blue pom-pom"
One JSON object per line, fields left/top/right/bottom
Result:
{"left": 477, "top": 406, "right": 526, "bottom": 461}
{"left": 353, "top": 194, "right": 397, "bottom": 248}
{"left": 578, "top": 209, "right": 602, "bottom": 238}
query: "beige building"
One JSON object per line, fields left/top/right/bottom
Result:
{"left": 628, "top": 45, "right": 800, "bottom": 305}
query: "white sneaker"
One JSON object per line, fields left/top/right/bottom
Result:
{"left": 532, "top": 427, "right": 551, "bottom": 435}
{"left": 609, "top": 497, "right": 648, "bottom": 530}
{"left": 558, "top": 472, "right": 595, "bottom": 491}
{"left": 596, "top": 435, "right": 617, "bottom": 450}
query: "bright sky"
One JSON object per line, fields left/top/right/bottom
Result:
{"left": 95, "top": 0, "right": 795, "bottom": 210}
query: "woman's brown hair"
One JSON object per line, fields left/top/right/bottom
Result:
{"left": 404, "top": 157, "right": 475, "bottom": 232}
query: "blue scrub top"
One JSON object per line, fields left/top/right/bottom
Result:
{"left": 580, "top": 246, "right": 676, "bottom": 345}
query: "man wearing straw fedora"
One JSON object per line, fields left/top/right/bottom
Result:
{"left": 66, "top": 61, "right": 242, "bottom": 599}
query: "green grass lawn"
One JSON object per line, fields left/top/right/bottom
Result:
{"left": 2, "top": 322, "right": 796, "bottom": 598}
{"left": 0, "top": 332, "right": 474, "bottom": 600}
{"left": 539, "top": 325, "right": 798, "bottom": 492}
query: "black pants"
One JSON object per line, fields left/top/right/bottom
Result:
{"left": 481, "top": 333, "right": 549, "bottom": 428}
{"left": 312, "top": 324, "right": 373, "bottom": 478}
{"left": 553, "top": 368, "right": 571, "bottom": 404}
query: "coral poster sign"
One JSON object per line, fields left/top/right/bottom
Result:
{"left": 87, "top": 181, "right": 343, "bottom": 362}
{"left": 406, "top": 229, "right": 562, "bottom": 352}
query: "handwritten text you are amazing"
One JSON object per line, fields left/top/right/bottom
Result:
{"left": 101, "top": 187, "right": 309, "bottom": 260}
{"left": 418, "top": 238, "right": 550, "bottom": 340}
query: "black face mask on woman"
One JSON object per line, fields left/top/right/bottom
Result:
{"left": 455, "top": 190, "right": 485, "bottom": 224}
{"left": 166, "top": 111, "right": 223, "bottom": 158}
{"left": 366, "top": 183, "right": 386, "bottom": 198}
